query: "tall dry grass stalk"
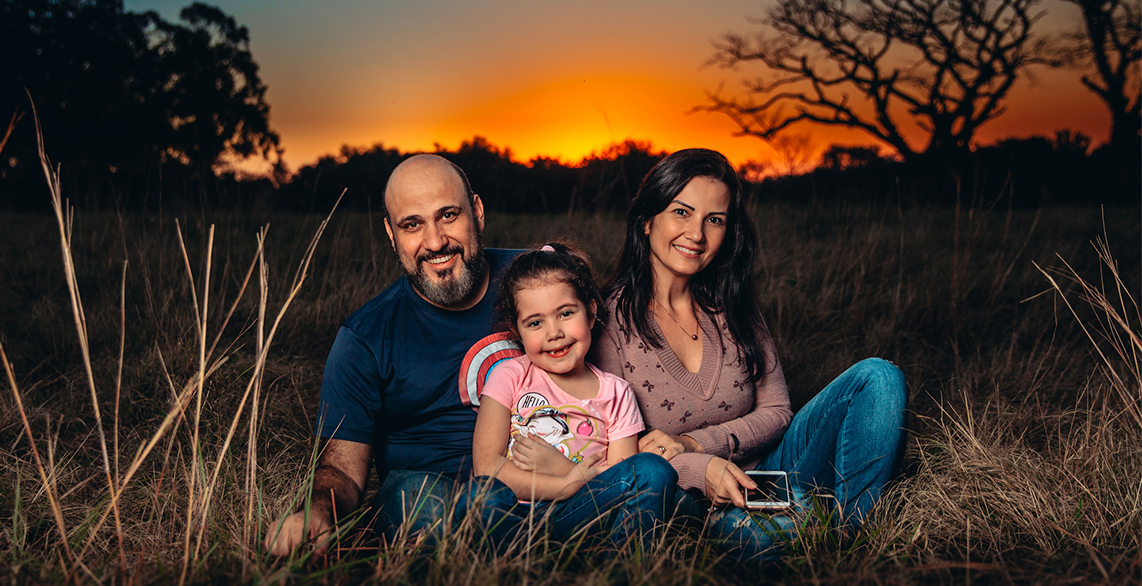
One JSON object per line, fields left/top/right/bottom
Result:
{"left": 5, "top": 107, "right": 345, "bottom": 582}
{"left": 192, "top": 197, "right": 343, "bottom": 570}
{"left": 1036, "top": 230, "right": 1142, "bottom": 428}
{"left": 33, "top": 101, "right": 121, "bottom": 579}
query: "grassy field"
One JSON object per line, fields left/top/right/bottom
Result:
{"left": 0, "top": 192, "right": 1138, "bottom": 583}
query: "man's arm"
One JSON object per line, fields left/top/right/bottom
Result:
{"left": 265, "top": 438, "right": 371, "bottom": 555}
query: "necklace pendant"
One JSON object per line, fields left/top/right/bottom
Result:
{"left": 691, "top": 334, "right": 698, "bottom": 340}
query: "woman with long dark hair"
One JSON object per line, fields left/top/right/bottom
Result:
{"left": 591, "top": 148, "right": 908, "bottom": 560}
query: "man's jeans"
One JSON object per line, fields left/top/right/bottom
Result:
{"left": 678, "top": 358, "right": 908, "bottom": 561}
{"left": 457, "top": 452, "right": 677, "bottom": 550}
{"left": 370, "top": 469, "right": 457, "bottom": 542}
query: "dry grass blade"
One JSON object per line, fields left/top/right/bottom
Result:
{"left": 30, "top": 96, "right": 120, "bottom": 578}
{"left": 206, "top": 242, "right": 261, "bottom": 362}
{"left": 173, "top": 219, "right": 214, "bottom": 586}
{"left": 69, "top": 330, "right": 228, "bottom": 568}
{"left": 242, "top": 227, "right": 269, "bottom": 576}
{"left": 112, "top": 259, "right": 127, "bottom": 570}
{"left": 0, "top": 107, "right": 22, "bottom": 156}
{"left": 1034, "top": 236, "right": 1142, "bottom": 427}
{"left": 194, "top": 191, "right": 345, "bottom": 560}
{"left": 0, "top": 342, "right": 74, "bottom": 566}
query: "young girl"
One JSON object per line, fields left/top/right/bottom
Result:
{"left": 471, "top": 243, "right": 645, "bottom": 503}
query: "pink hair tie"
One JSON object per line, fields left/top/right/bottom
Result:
{"left": 540, "top": 245, "right": 556, "bottom": 252}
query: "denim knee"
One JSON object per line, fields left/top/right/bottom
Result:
{"left": 708, "top": 507, "right": 796, "bottom": 563}
{"left": 623, "top": 452, "right": 678, "bottom": 490}
{"left": 852, "top": 358, "right": 906, "bottom": 409}
{"left": 457, "top": 476, "right": 526, "bottom": 551}
{"left": 461, "top": 476, "right": 517, "bottom": 512}
{"left": 372, "top": 471, "right": 451, "bottom": 541}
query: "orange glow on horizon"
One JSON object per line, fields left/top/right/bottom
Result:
{"left": 268, "top": 68, "right": 1110, "bottom": 177}
{"left": 168, "top": 0, "right": 1112, "bottom": 180}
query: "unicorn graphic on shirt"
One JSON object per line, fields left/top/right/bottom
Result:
{"left": 508, "top": 393, "right": 576, "bottom": 460}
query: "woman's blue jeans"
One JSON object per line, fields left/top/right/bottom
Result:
{"left": 458, "top": 452, "right": 677, "bottom": 551}
{"left": 681, "top": 357, "right": 908, "bottom": 561}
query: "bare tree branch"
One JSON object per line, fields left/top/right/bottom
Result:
{"left": 1057, "top": 0, "right": 1141, "bottom": 150}
{"left": 699, "top": 0, "right": 1052, "bottom": 161}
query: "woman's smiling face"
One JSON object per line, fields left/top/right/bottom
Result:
{"left": 644, "top": 176, "right": 730, "bottom": 282}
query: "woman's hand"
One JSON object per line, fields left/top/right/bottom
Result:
{"left": 510, "top": 434, "right": 575, "bottom": 476}
{"left": 638, "top": 429, "right": 701, "bottom": 461}
{"left": 704, "top": 457, "right": 757, "bottom": 508}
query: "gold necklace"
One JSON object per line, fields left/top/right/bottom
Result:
{"left": 654, "top": 298, "right": 699, "bottom": 341}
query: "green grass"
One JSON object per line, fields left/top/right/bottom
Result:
{"left": 0, "top": 193, "right": 1138, "bottom": 583}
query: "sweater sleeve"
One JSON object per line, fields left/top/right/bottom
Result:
{"left": 682, "top": 332, "right": 793, "bottom": 463}
{"left": 670, "top": 453, "right": 716, "bottom": 492}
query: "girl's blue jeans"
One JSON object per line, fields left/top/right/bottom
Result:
{"left": 458, "top": 452, "right": 677, "bottom": 551}
{"left": 681, "top": 357, "right": 908, "bottom": 562}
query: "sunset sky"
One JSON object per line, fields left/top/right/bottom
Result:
{"left": 125, "top": 0, "right": 1108, "bottom": 172}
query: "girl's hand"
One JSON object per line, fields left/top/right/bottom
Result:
{"left": 510, "top": 434, "right": 575, "bottom": 476}
{"left": 555, "top": 453, "right": 603, "bottom": 500}
{"left": 704, "top": 457, "right": 756, "bottom": 508}
{"left": 638, "top": 430, "right": 701, "bottom": 461}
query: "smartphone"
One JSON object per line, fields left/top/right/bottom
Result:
{"left": 743, "top": 470, "right": 792, "bottom": 510}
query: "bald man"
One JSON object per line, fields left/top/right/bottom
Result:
{"left": 265, "top": 155, "right": 521, "bottom": 554}
{"left": 266, "top": 155, "right": 677, "bottom": 555}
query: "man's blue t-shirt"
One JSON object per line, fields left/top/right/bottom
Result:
{"left": 316, "top": 249, "right": 519, "bottom": 480}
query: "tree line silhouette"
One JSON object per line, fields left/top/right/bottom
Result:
{"left": 0, "top": 0, "right": 1137, "bottom": 214}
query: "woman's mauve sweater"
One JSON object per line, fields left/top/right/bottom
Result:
{"left": 590, "top": 296, "right": 793, "bottom": 492}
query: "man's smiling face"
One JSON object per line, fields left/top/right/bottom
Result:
{"left": 384, "top": 155, "right": 488, "bottom": 309}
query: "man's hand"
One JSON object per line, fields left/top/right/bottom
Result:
{"left": 264, "top": 439, "right": 370, "bottom": 556}
{"left": 510, "top": 434, "right": 575, "bottom": 475}
{"left": 638, "top": 429, "right": 700, "bottom": 461}
{"left": 704, "top": 457, "right": 755, "bottom": 508}
{"left": 264, "top": 508, "right": 334, "bottom": 556}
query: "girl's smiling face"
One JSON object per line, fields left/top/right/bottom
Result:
{"left": 513, "top": 277, "right": 595, "bottom": 379}
{"left": 644, "top": 176, "right": 730, "bottom": 282}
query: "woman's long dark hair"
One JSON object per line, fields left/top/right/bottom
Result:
{"left": 606, "top": 148, "right": 770, "bottom": 383}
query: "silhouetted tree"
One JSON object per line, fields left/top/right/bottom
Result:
{"left": 769, "top": 132, "right": 815, "bottom": 175}
{"left": 702, "top": 0, "right": 1054, "bottom": 162}
{"left": 443, "top": 136, "right": 538, "bottom": 213}
{"left": 1058, "top": 0, "right": 1140, "bottom": 152}
{"left": 573, "top": 140, "right": 665, "bottom": 212}
{"left": 276, "top": 143, "right": 403, "bottom": 212}
{"left": 148, "top": 3, "right": 282, "bottom": 175}
{"left": 0, "top": 0, "right": 279, "bottom": 209}
{"left": 526, "top": 156, "right": 579, "bottom": 214}
{"left": 736, "top": 159, "right": 769, "bottom": 183}
{"left": 820, "top": 144, "right": 884, "bottom": 170}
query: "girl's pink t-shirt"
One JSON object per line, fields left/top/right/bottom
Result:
{"left": 480, "top": 355, "right": 644, "bottom": 465}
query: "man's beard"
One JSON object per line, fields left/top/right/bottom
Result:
{"left": 403, "top": 240, "right": 488, "bottom": 308}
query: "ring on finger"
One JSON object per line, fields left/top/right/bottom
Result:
{"left": 657, "top": 445, "right": 666, "bottom": 454}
